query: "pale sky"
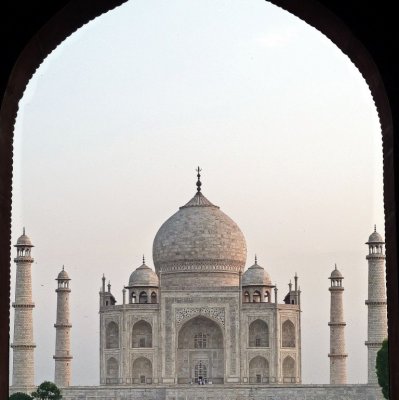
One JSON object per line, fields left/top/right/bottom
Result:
{"left": 10, "top": 0, "right": 384, "bottom": 386}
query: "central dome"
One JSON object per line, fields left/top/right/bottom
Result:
{"left": 153, "top": 189, "right": 247, "bottom": 288}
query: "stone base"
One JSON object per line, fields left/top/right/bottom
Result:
{"left": 58, "top": 384, "right": 383, "bottom": 400}
{"left": 9, "top": 386, "right": 37, "bottom": 396}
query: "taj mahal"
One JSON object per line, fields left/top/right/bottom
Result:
{"left": 10, "top": 170, "right": 387, "bottom": 399}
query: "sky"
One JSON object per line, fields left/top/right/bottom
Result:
{"left": 10, "top": 0, "right": 384, "bottom": 386}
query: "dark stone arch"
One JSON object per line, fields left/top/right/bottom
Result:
{"left": 132, "top": 357, "right": 152, "bottom": 384}
{"left": 105, "top": 321, "right": 119, "bottom": 349}
{"left": 106, "top": 356, "right": 119, "bottom": 379}
{"left": 1, "top": 2, "right": 399, "bottom": 396}
{"left": 282, "top": 320, "right": 295, "bottom": 348}
{"left": 282, "top": 355, "right": 296, "bottom": 383}
{"left": 139, "top": 291, "right": 148, "bottom": 304}
{"left": 132, "top": 320, "right": 152, "bottom": 348}
{"left": 249, "top": 355, "right": 269, "bottom": 383}
{"left": 248, "top": 319, "right": 269, "bottom": 347}
{"left": 177, "top": 316, "right": 224, "bottom": 384}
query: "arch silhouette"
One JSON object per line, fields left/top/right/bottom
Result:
{"left": 177, "top": 316, "right": 224, "bottom": 384}
{"left": 1, "top": 2, "right": 398, "bottom": 396}
{"left": 105, "top": 321, "right": 119, "bottom": 349}
{"left": 106, "top": 357, "right": 119, "bottom": 378}
{"left": 282, "top": 320, "right": 296, "bottom": 348}
{"left": 282, "top": 355, "right": 296, "bottom": 382}
{"left": 249, "top": 355, "right": 269, "bottom": 383}
{"left": 178, "top": 315, "right": 224, "bottom": 349}
{"left": 248, "top": 319, "right": 269, "bottom": 347}
{"left": 132, "top": 357, "right": 152, "bottom": 384}
{"left": 132, "top": 320, "right": 152, "bottom": 348}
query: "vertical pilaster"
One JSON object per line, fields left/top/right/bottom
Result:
{"left": 328, "top": 265, "right": 347, "bottom": 384}
{"left": 11, "top": 230, "right": 36, "bottom": 391}
{"left": 365, "top": 227, "right": 388, "bottom": 384}
{"left": 54, "top": 267, "right": 72, "bottom": 387}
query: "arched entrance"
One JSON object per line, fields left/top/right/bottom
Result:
{"left": 249, "top": 356, "right": 269, "bottom": 383}
{"left": 177, "top": 316, "right": 224, "bottom": 384}
{"left": 132, "top": 357, "right": 152, "bottom": 384}
{"left": 1, "top": 3, "right": 399, "bottom": 398}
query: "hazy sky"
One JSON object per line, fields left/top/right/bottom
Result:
{"left": 10, "top": 0, "right": 384, "bottom": 386}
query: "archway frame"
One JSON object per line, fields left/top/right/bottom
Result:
{"left": 1, "top": 1, "right": 398, "bottom": 396}
{"left": 177, "top": 315, "right": 225, "bottom": 384}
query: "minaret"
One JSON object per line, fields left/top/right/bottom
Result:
{"left": 11, "top": 228, "right": 36, "bottom": 391}
{"left": 54, "top": 266, "right": 72, "bottom": 387}
{"left": 328, "top": 264, "right": 347, "bottom": 384}
{"left": 365, "top": 225, "right": 387, "bottom": 384}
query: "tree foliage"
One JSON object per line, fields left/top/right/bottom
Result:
{"left": 9, "top": 393, "right": 33, "bottom": 400}
{"left": 31, "top": 381, "right": 62, "bottom": 400}
{"left": 376, "top": 339, "right": 389, "bottom": 399}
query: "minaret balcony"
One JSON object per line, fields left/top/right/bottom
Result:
{"left": 54, "top": 323, "right": 72, "bottom": 328}
{"left": 53, "top": 355, "right": 73, "bottom": 360}
{"left": 12, "top": 302, "right": 35, "bottom": 308}
{"left": 328, "top": 322, "right": 346, "bottom": 326}
{"left": 365, "top": 300, "right": 387, "bottom": 305}
{"left": 55, "top": 287, "right": 71, "bottom": 293}
{"left": 366, "top": 254, "right": 385, "bottom": 260}
{"left": 14, "top": 256, "right": 34, "bottom": 263}
{"left": 11, "top": 343, "right": 36, "bottom": 349}
{"left": 365, "top": 340, "right": 384, "bottom": 347}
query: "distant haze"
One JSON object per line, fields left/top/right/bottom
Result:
{"left": 10, "top": 0, "right": 384, "bottom": 385}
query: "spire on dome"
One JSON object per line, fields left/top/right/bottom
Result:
{"left": 254, "top": 254, "right": 257, "bottom": 265}
{"left": 143, "top": 254, "right": 145, "bottom": 264}
{"left": 196, "top": 166, "right": 202, "bottom": 193}
{"left": 23, "top": 227, "right": 25, "bottom": 235}
{"left": 374, "top": 224, "right": 377, "bottom": 233}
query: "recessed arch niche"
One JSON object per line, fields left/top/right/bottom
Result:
{"left": 177, "top": 316, "right": 224, "bottom": 384}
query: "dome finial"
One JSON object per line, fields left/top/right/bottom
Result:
{"left": 143, "top": 254, "right": 145, "bottom": 264}
{"left": 62, "top": 265, "right": 65, "bottom": 271}
{"left": 23, "top": 227, "right": 25, "bottom": 235}
{"left": 196, "top": 166, "right": 202, "bottom": 193}
{"left": 254, "top": 254, "right": 257, "bottom": 264}
{"left": 335, "top": 263, "right": 337, "bottom": 270}
{"left": 374, "top": 224, "right": 377, "bottom": 233}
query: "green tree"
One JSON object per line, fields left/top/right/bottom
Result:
{"left": 376, "top": 339, "right": 389, "bottom": 399}
{"left": 31, "top": 382, "right": 62, "bottom": 400}
{"left": 9, "top": 393, "right": 33, "bottom": 400}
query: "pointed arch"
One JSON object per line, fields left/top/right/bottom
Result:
{"left": 132, "top": 357, "right": 152, "bottom": 384}
{"left": 243, "top": 291, "right": 250, "bottom": 303}
{"left": 139, "top": 291, "right": 148, "bottom": 304}
{"left": 282, "top": 356, "right": 296, "bottom": 382}
{"left": 253, "top": 290, "right": 261, "bottom": 302}
{"left": 248, "top": 319, "right": 269, "bottom": 347}
{"left": 282, "top": 320, "right": 295, "bottom": 347}
{"left": 177, "top": 316, "right": 224, "bottom": 384}
{"left": 249, "top": 356, "right": 269, "bottom": 383}
{"left": 105, "top": 321, "right": 119, "bottom": 349}
{"left": 106, "top": 357, "right": 119, "bottom": 378}
{"left": 132, "top": 320, "right": 152, "bottom": 348}
{"left": 151, "top": 291, "right": 157, "bottom": 303}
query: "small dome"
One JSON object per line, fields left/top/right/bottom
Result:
{"left": 367, "top": 225, "right": 384, "bottom": 243}
{"left": 15, "top": 229, "right": 33, "bottom": 247}
{"left": 330, "top": 264, "right": 343, "bottom": 279}
{"left": 57, "top": 266, "right": 70, "bottom": 280}
{"left": 129, "top": 262, "right": 159, "bottom": 287}
{"left": 242, "top": 258, "right": 272, "bottom": 286}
